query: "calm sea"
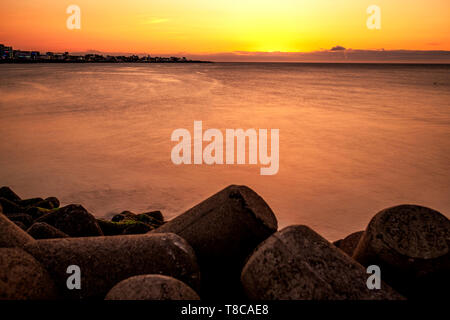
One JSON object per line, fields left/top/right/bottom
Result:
{"left": 0, "top": 63, "right": 449, "bottom": 240}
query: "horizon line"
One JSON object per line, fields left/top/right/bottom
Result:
{"left": 3, "top": 43, "right": 450, "bottom": 63}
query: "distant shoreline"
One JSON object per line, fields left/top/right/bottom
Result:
{"left": 2, "top": 61, "right": 449, "bottom": 66}
{"left": 0, "top": 60, "right": 213, "bottom": 64}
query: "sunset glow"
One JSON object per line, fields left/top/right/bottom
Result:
{"left": 1, "top": 0, "right": 449, "bottom": 55}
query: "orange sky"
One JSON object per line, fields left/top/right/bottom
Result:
{"left": 1, "top": 0, "right": 449, "bottom": 54}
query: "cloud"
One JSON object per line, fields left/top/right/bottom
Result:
{"left": 330, "top": 45, "right": 346, "bottom": 51}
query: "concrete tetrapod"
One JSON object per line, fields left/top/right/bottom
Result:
{"left": 151, "top": 185, "right": 278, "bottom": 299}
{"left": 353, "top": 205, "right": 450, "bottom": 299}
{"left": 0, "top": 211, "right": 35, "bottom": 248}
{"left": 241, "top": 225, "right": 404, "bottom": 300}
{"left": 24, "top": 233, "right": 200, "bottom": 299}
{"left": 0, "top": 247, "right": 58, "bottom": 300}
{"left": 105, "top": 274, "right": 200, "bottom": 300}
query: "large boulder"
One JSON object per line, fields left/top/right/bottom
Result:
{"left": 353, "top": 204, "right": 450, "bottom": 299}
{"left": 334, "top": 231, "right": 364, "bottom": 256}
{"left": 241, "top": 225, "right": 403, "bottom": 300}
{"left": 23, "top": 233, "right": 200, "bottom": 299}
{"left": 0, "top": 212, "right": 35, "bottom": 248}
{"left": 27, "top": 222, "right": 69, "bottom": 240}
{"left": 151, "top": 185, "right": 278, "bottom": 299}
{"left": 0, "top": 248, "right": 58, "bottom": 300}
{"left": 105, "top": 275, "right": 200, "bottom": 300}
{"left": 0, "top": 186, "right": 21, "bottom": 202}
{"left": 36, "top": 204, "right": 103, "bottom": 237}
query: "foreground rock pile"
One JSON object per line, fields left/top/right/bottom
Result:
{"left": 0, "top": 185, "right": 449, "bottom": 300}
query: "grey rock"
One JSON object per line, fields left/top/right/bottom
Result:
{"left": 105, "top": 274, "right": 200, "bottom": 300}
{"left": 27, "top": 222, "right": 69, "bottom": 239}
{"left": 24, "top": 233, "right": 200, "bottom": 299}
{"left": 353, "top": 204, "right": 450, "bottom": 299}
{"left": 241, "top": 225, "right": 404, "bottom": 300}
{"left": 0, "top": 247, "right": 58, "bottom": 300}
{"left": 152, "top": 185, "right": 278, "bottom": 299}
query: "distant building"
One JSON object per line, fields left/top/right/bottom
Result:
{"left": 14, "top": 50, "right": 32, "bottom": 59}
{"left": 0, "top": 44, "right": 13, "bottom": 59}
{"left": 31, "top": 51, "right": 40, "bottom": 60}
{"left": 0, "top": 43, "right": 201, "bottom": 63}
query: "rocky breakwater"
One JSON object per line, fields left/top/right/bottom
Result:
{"left": 0, "top": 185, "right": 449, "bottom": 300}
{"left": 0, "top": 186, "right": 199, "bottom": 300}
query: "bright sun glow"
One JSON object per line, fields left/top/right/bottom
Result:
{"left": 0, "top": 0, "right": 449, "bottom": 53}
